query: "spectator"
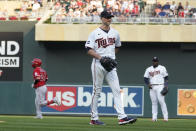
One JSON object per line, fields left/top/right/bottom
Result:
{"left": 67, "top": 8, "right": 74, "bottom": 17}
{"left": 54, "top": 1, "right": 61, "bottom": 10}
{"left": 159, "top": 10, "right": 166, "bottom": 17}
{"left": 184, "top": 1, "right": 191, "bottom": 17}
{"left": 170, "top": 1, "right": 176, "bottom": 12}
{"left": 178, "top": 9, "right": 184, "bottom": 18}
{"left": 80, "top": 8, "right": 87, "bottom": 17}
{"left": 77, "top": 0, "right": 83, "bottom": 7}
{"left": 73, "top": 8, "right": 81, "bottom": 18}
{"left": 90, "top": 0, "right": 96, "bottom": 7}
{"left": 0, "top": 8, "right": 3, "bottom": 18}
{"left": 193, "top": 11, "right": 196, "bottom": 18}
{"left": 113, "top": 9, "right": 121, "bottom": 17}
{"left": 131, "top": 2, "right": 139, "bottom": 16}
{"left": 108, "top": 0, "right": 115, "bottom": 7}
{"left": 128, "top": 0, "right": 134, "bottom": 12}
{"left": 154, "top": 7, "right": 161, "bottom": 17}
{"left": 162, "top": 2, "right": 170, "bottom": 10}
{"left": 32, "top": 1, "right": 41, "bottom": 11}
{"left": 37, "top": 0, "right": 43, "bottom": 7}
{"left": 121, "top": 0, "right": 129, "bottom": 11}
{"left": 113, "top": 1, "right": 119, "bottom": 11}
{"left": 102, "top": 0, "right": 108, "bottom": 9}
{"left": 64, "top": 0, "right": 71, "bottom": 13}
{"left": 1, "top": 9, "right": 8, "bottom": 18}
{"left": 177, "top": 2, "right": 184, "bottom": 13}
{"left": 97, "top": 5, "right": 104, "bottom": 14}
{"left": 91, "top": 5, "right": 97, "bottom": 13}
{"left": 184, "top": 1, "right": 191, "bottom": 11}
{"left": 70, "top": 0, "right": 77, "bottom": 9}
{"left": 95, "top": 0, "right": 102, "bottom": 8}
{"left": 20, "top": 1, "right": 29, "bottom": 11}
{"left": 92, "top": 10, "right": 99, "bottom": 22}
{"left": 156, "top": 2, "right": 162, "bottom": 9}
{"left": 138, "top": 0, "right": 145, "bottom": 13}
{"left": 189, "top": 8, "right": 196, "bottom": 18}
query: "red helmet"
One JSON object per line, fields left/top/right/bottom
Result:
{"left": 32, "top": 58, "right": 42, "bottom": 68}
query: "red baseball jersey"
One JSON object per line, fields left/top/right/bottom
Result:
{"left": 33, "top": 67, "right": 48, "bottom": 88}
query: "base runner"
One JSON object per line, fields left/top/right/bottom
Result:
{"left": 32, "top": 58, "right": 61, "bottom": 119}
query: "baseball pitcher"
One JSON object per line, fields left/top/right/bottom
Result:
{"left": 85, "top": 10, "right": 137, "bottom": 125}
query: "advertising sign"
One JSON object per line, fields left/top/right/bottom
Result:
{"left": 0, "top": 32, "right": 23, "bottom": 81}
{"left": 178, "top": 89, "right": 196, "bottom": 116}
{"left": 42, "top": 85, "right": 144, "bottom": 116}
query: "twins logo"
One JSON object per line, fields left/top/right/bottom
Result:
{"left": 149, "top": 70, "right": 160, "bottom": 77}
{"left": 43, "top": 85, "right": 144, "bottom": 116}
{"left": 96, "top": 37, "right": 115, "bottom": 48}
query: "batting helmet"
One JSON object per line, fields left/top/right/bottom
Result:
{"left": 32, "top": 58, "right": 42, "bottom": 68}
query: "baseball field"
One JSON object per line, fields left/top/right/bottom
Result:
{"left": 0, "top": 115, "right": 195, "bottom": 131}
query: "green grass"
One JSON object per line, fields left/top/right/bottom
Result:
{"left": 0, "top": 115, "right": 196, "bottom": 131}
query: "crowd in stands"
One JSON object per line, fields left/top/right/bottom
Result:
{"left": 153, "top": 1, "right": 196, "bottom": 18}
{"left": 53, "top": 0, "right": 196, "bottom": 21}
{"left": 0, "top": 0, "right": 43, "bottom": 20}
{"left": 1, "top": 0, "right": 196, "bottom": 21}
{"left": 54, "top": 0, "right": 146, "bottom": 19}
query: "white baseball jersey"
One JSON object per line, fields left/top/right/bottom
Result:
{"left": 144, "top": 65, "right": 168, "bottom": 85}
{"left": 85, "top": 27, "right": 121, "bottom": 59}
{"left": 144, "top": 64, "right": 169, "bottom": 121}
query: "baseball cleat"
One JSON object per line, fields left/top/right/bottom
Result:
{"left": 90, "top": 120, "right": 105, "bottom": 125}
{"left": 118, "top": 117, "right": 137, "bottom": 125}
{"left": 34, "top": 116, "right": 43, "bottom": 119}
{"left": 53, "top": 97, "right": 61, "bottom": 106}
{"left": 152, "top": 119, "right": 157, "bottom": 122}
{"left": 163, "top": 119, "right": 168, "bottom": 122}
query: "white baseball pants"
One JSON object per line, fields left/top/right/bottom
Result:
{"left": 90, "top": 59, "right": 127, "bottom": 120}
{"left": 150, "top": 85, "right": 168, "bottom": 120}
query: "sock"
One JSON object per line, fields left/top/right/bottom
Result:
{"left": 47, "top": 100, "right": 54, "bottom": 105}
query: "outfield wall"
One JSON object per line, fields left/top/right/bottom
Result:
{"left": 35, "top": 24, "right": 196, "bottom": 42}
{"left": 0, "top": 22, "right": 196, "bottom": 118}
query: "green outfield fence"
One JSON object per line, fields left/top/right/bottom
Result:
{"left": 0, "top": 82, "right": 195, "bottom": 119}
{"left": 0, "top": 21, "right": 196, "bottom": 118}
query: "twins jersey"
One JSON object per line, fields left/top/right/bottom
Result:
{"left": 144, "top": 65, "right": 168, "bottom": 85}
{"left": 85, "top": 27, "right": 121, "bottom": 59}
{"left": 33, "top": 67, "right": 48, "bottom": 88}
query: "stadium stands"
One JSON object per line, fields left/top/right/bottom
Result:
{"left": 49, "top": 0, "right": 196, "bottom": 24}
{"left": 51, "top": 0, "right": 147, "bottom": 23}
{"left": 0, "top": 0, "right": 49, "bottom": 21}
{"left": 0, "top": 0, "right": 196, "bottom": 24}
{"left": 152, "top": 0, "right": 196, "bottom": 18}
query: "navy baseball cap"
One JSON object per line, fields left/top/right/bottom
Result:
{"left": 152, "top": 57, "right": 159, "bottom": 62}
{"left": 100, "top": 10, "right": 114, "bottom": 19}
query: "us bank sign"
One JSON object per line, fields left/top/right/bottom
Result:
{"left": 42, "top": 85, "right": 144, "bottom": 116}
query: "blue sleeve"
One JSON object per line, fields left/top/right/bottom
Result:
{"left": 144, "top": 77, "right": 149, "bottom": 85}
{"left": 164, "top": 76, "right": 169, "bottom": 87}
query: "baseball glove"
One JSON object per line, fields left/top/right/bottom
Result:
{"left": 100, "top": 56, "right": 117, "bottom": 72}
{"left": 161, "top": 87, "right": 168, "bottom": 96}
